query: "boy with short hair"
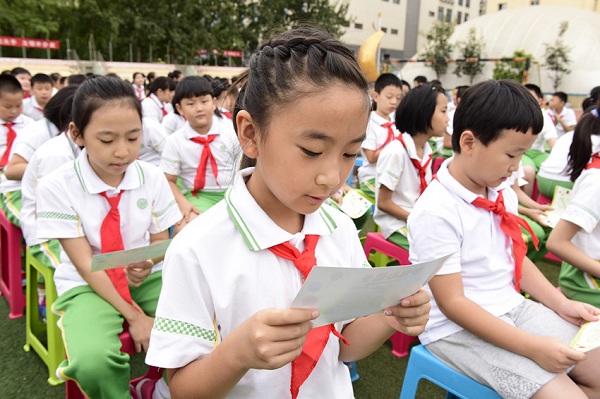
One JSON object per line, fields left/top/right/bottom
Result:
{"left": 22, "top": 73, "right": 54, "bottom": 121}
{"left": 10, "top": 67, "right": 31, "bottom": 98}
{"left": 0, "top": 74, "right": 33, "bottom": 225}
{"left": 357, "top": 73, "right": 402, "bottom": 199}
{"left": 408, "top": 80, "right": 600, "bottom": 398}
{"left": 547, "top": 91, "right": 576, "bottom": 138}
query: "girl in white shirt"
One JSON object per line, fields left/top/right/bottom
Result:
{"left": 146, "top": 27, "right": 430, "bottom": 399}
{"left": 36, "top": 76, "right": 182, "bottom": 399}
{"left": 141, "top": 76, "right": 176, "bottom": 123}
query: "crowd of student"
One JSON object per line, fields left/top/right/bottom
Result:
{"left": 1, "top": 26, "right": 600, "bottom": 399}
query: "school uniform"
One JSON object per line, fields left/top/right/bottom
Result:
{"left": 357, "top": 111, "right": 398, "bottom": 197}
{"left": 522, "top": 111, "right": 557, "bottom": 171}
{"left": 139, "top": 117, "right": 168, "bottom": 167}
{"left": 0, "top": 114, "right": 34, "bottom": 226}
{"left": 36, "top": 149, "right": 182, "bottom": 398}
{"left": 161, "top": 112, "right": 185, "bottom": 135}
{"left": 141, "top": 93, "right": 172, "bottom": 123}
{"left": 132, "top": 84, "right": 145, "bottom": 101}
{"left": 559, "top": 167, "right": 600, "bottom": 307}
{"left": 547, "top": 107, "right": 576, "bottom": 138}
{"left": 408, "top": 159, "right": 579, "bottom": 398}
{"left": 11, "top": 118, "right": 60, "bottom": 163}
{"left": 374, "top": 133, "right": 432, "bottom": 248}
{"left": 21, "top": 96, "right": 45, "bottom": 121}
{"left": 160, "top": 115, "right": 241, "bottom": 212}
{"left": 20, "top": 132, "right": 81, "bottom": 268}
{"left": 147, "top": 167, "right": 369, "bottom": 399}
{"left": 536, "top": 131, "right": 581, "bottom": 198}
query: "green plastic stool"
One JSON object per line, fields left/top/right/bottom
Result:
{"left": 23, "top": 248, "right": 65, "bottom": 386}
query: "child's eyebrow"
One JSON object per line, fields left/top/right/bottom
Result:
{"left": 301, "top": 130, "right": 366, "bottom": 144}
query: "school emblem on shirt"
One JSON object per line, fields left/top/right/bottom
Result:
{"left": 137, "top": 198, "right": 148, "bottom": 209}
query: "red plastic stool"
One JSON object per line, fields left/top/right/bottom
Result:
{"left": 65, "top": 328, "right": 163, "bottom": 399}
{"left": 0, "top": 209, "right": 25, "bottom": 318}
{"left": 537, "top": 192, "right": 552, "bottom": 205}
{"left": 362, "top": 232, "right": 418, "bottom": 357}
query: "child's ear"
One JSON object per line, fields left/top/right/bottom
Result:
{"left": 459, "top": 130, "right": 476, "bottom": 154}
{"left": 175, "top": 103, "right": 183, "bottom": 115}
{"left": 70, "top": 122, "right": 83, "bottom": 146}
{"left": 236, "top": 110, "right": 259, "bottom": 158}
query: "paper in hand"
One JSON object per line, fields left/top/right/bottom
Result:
{"left": 91, "top": 239, "right": 172, "bottom": 272}
{"left": 291, "top": 252, "right": 453, "bottom": 327}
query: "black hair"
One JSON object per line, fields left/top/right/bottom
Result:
{"left": 400, "top": 80, "right": 410, "bottom": 89}
{"left": 211, "top": 78, "right": 230, "bottom": 99}
{"left": 0, "top": 74, "right": 23, "bottom": 96}
{"left": 395, "top": 83, "right": 446, "bottom": 136}
{"left": 172, "top": 76, "right": 219, "bottom": 117}
{"left": 31, "top": 73, "right": 53, "bottom": 87}
{"left": 59, "top": 76, "right": 67, "bottom": 85}
{"left": 524, "top": 83, "right": 543, "bottom": 100}
{"left": 147, "top": 72, "right": 155, "bottom": 81}
{"left": 67, "top": 74, "right": 87, "bottom": 86}
{"left": 106, "top": 73, "right": 120, "bottom": 79}
{"left": 552, "top": 91, "right": 568, "bottom": 104}
{"left": 43, "top": 85, "right": 78, "bottom": 133}
{"left": 413, "top": 75, "right": 427, "bottom": 85}
{"left": 10, "top": 67, "right": 30, "bottom": 77}
{"left": 567, "top": 106, "right": 600, "bottom": 181}
{"left": 452, "top": 80, "right": 543, "bottom": 153}
{"left": 71, "top": 76, "right": 141, "bottom": 139}
{"left": 149, "top": 76, "right": 175, "bottom": 95}
{"left": 590, "top": 86, "right": 600, "bottom": 101}
{"left": 50, "top": 73, "right": 61, "bottom": 84}
{"left": 455, "top": 85, "right": 469, "bottom": 101}
{"left": 234, "top": 27, "right": 369, "bottom": 169}
{"left": 374, "top": 73, "right": 401, "bottom": 93}
{"left": 132, "top": 72, "right": 145, "bottom": 81}
{"left": 168, "top": 70, "right": 183, "bottom": 81}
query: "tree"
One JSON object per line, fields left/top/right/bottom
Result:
{"left": 543, "top": 21, "right": 571, "bottom": 91}
{"left": 453, "top": 27, "right": 485, "bottom": 84}
{"left": 422, "top": 21, "right": 454, "bottom": 80}
{"left": 492, "top": 50, "right": 533, "bottom": 83}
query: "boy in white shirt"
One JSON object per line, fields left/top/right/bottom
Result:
{"left": 22, "top": 73, "right": 54, "bottom": 121}
{"left": 357, "top": 73, "right": 402, "bottom": 199}
{"left": 409, "top": 80, "right": 600, "bottom": 398}
{"left": 547, "top": 91, "right": 576, "bottom": 138}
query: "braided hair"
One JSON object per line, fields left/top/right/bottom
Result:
{"left": 234, "top": 27, "right": 369, "bottom": 168}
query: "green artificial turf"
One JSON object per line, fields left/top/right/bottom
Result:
{"left": 0, "top": 258, "right": 560, "bottom": 398}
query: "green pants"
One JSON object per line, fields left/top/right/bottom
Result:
{"left": 0, "top": 189, "right": 22, "bottom": 227}
{"left": 519, "top": 214, "right": 549, "bottom": 263}
{"left": 53, "top": 271, "right": 162, "bottom": 399}
{"left": 522, "top": 149, "right": 549, "bottom": 172}
{"left": 387, "top": 231, "right": 410, "bottom": 251}
{"left": 536, "top": 175, "right": 573, "bottom": 199}
{"left": 359, "top": 178, "right": 376, "bottom": 202}
{"left": 184, "top": 190, "right": 225, "bottom": 213}
{"left": 559, "top": 261, "right": 600, "bottom": 308}
{"left": 29, "top": 240, "right": 62, "bottom": 269}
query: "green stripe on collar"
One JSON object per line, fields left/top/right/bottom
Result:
{"left": 225, "top": 188, "right": 262, "bottom": 251}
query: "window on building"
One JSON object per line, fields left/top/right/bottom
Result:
{"left": 458, "top": 0, "right": 463, "bottom": 5}
{"left": 466, "top": 0, "right": 470, "bottom": 7}
{"left": 498, "top": 3, "right": 507, "bottom": 10}
{"left": 530, "top": 0, "right": 539, "bottom": 4}
{"left": 355, "top": 23, "right": 363, "bottom": 29}
{"left": 465, "top": 13, "right": 469, "bottom": 21}
{"left": 446, "top": 9, "right": 452, "bottom": 22}
{"left": 438, "top": 6, "right": 444, "bottom": 21}
{"left": 381, "top": 27, "right": 388, "bottom": 33}
{"left": 382, "top": 0, "right": 389, "bottom": 2}
{"left": 429, "top": 11, "right": 435, "bottom": 17}
{"left": 393, "top": 0, "right": 400, "bottom": 4}
{"left": 457, "top": 11, "right": 462, "bottom": 24}
{"left": 391, "top": 28, "right": 398, "bottom": 34}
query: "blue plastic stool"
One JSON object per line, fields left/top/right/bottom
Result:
{"left": 399, "top": 345, "right": 502, "bottom": 399}
{"left": 344, "top": 361, "right": 359, "bottom": 382}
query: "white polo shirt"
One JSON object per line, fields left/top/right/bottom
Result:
{"left": 21, "top": 96, "right": 44, "bottom": 121}
{"left": 11, "top": 118, "right": 59, "bottom": 162}
{"left": 20, "top": 132, "right": 81, "bottom": 246}
{"left": 537, "top": 131, "right": 574, "bottom": 182}
{"left": 357, "top": 111, "right": 398, "bottom": 184}
{"left": 0, "top": 114, "right": 33, "bottom": 193}
{"left": 139, "top": 117, "right": 167, "bottom": 167}
{"left": 407, "top": 159, "right": 524, "bottom": 345}
{"left": 561, "top": 168, "right": 600, "bottom": 260}
{"left": 142, "top": 94, "right": 173, "bottom": 123}
{"left": 146, "top": 168, "right": 368, "bottom": 399}
{"left": 374, "top": 134, "right": 433, "bottom": 239}
{"left": 161, "top": 112, "right": 185, "bottom": 135}
{"left": 547, "top": 107, "right": 577, "bottom": 138}
{"left": 530, "top": 110, "right": 557, "bottom": 152}
{"left": 160, "top": 116, "right": 240, "bottom": 192}
{"left": 36, "top": 149, "right": 182, "bottom": 296}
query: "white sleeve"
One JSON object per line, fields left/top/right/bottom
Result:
{"left": 159, "top": 135, "right": 181, "bottom": 176}
{"left": 376, "top": 144, "right": 405, "bottom": 191}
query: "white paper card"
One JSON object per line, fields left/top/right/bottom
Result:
{"left": 91, "top": 240, "right": 172, "bottom": 272}
{"left": 542, "top": 186, "right": 572, "bottom": 228}
{"left": 291, "top": 252, "right": 453, "bottom": 327}
{"left": 571, "top": 320, "right": 600, "bottom": 352}
{"left": 339, "top": 189, "right": 372, "bottom": 219}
